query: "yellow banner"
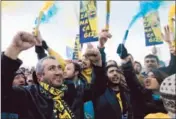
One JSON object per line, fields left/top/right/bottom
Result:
{"left": 73, "top": 34, "right": 82, "bottom": 60}
{"left": 143, "top": 11, "right": 163, "bottom": 46}
{"left": 79, "top": 1, "right": 98, "bottom": 43}
{"left": 168, "top": 4, "right": 175, "bottom": 33}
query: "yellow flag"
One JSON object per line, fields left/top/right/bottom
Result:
{"left": 168, "top": 4, "right": 175, "bottom": 32}
{"left": 34, "top": 1, "right": 55, "bottom": 36}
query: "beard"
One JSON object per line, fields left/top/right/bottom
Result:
{"left": 135, "top": 69, "right": 140, "bottom": 74}
{"left": 108, "top": 79, "right": 120, "bottom": 86}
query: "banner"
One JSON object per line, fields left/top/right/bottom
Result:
{"left": 168, "top": 4, "right": 175, "bottom": 40}
{"left": 143, "top": 11, "right": 163, "bottom": 46}
{"left": 79, "top": 1, "right": 98, "bottom": 43}
{"left": 72, "top": 34, "right": 82, "bottom": 60}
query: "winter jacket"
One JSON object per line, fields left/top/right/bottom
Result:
{"left": 93, "top": 87, "right": 133, "bottom": 119}
{"left": 122, "top": 61, "right": 167, "bottom": 119}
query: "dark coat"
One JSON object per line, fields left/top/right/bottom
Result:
{"left": 122, "top": 61, "right": 167, "bottom": 119}
{"left": 93, "top": 87, "right": 133, "bottom": 119}
{"left": 35, "top": 45, "right": 108, "bottom": 119}
{"left": 64, "top": 77, "right": 87, "bottom": 119}
{"left": 1, "top": 53, "right": 107, "bottom": 119}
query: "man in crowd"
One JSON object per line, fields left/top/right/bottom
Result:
{"left": 12, "top": 68, "right": 26, "bottom": 86}
{"left": 142, "top": 26, "right": 176, "bottom": 76}
{"left": 1, "top": 31, "right": 107, "bottom": 119}
{"left": 63, "top": 61, "right": 87, "bottom": 119}
{"left": 34, "top": 29, "right": 111, "bottom": 119}
{"left": 93, "top": 63, "right": 132, "bottom": 119}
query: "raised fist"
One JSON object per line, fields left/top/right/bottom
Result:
{"left": 98, "top": 29, "right": 112, "bottom": 48}
{"left": 84, "top": 45, "right": 102, "bottom": 67}
{"left": 12, "top": 31, "right": 37, "bottom": 51}
{"left": 117, "top": 44, "right": 128, "bottom": 59}
{"left": 5, "top": 31, "right": 37, "bottom": 59}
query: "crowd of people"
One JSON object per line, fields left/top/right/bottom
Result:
{"left": 1, "top": 22, "right": 176, "bottom": 119}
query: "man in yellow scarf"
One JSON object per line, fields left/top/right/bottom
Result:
{"left": 2, "top": 31, "right": 108, "bottom": 119}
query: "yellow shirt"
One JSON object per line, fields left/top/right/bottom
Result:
{"left": 116, "top": 93, "right": 123, "bottom": 112}
{"left": 145, "top": 113, "right": 171, "bottom": 119}
{"left": 81, "top": 68, "right": 92, "bottom": 83}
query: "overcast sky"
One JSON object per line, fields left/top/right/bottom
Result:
{"left": 2, "top": 1, "right": 174, "bottom": 67}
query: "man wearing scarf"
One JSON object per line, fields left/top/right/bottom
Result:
{"left": 34, "top": 29, "right": 111, "bottom": 119}
{"left": 1, "top": 31, "right": 107, "bottom": 119}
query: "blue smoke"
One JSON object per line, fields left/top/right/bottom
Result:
{"left": 128, "top": 1, "right": 164, "bottom": 29}
{"left": 35, "top": 3, "right": 59, "bottom": 24}
{"left": 122, "top": 1, "right": 165, "bottom": 44}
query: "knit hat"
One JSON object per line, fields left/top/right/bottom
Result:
{"left": 160, "top": 74, "right": 176, "bottom": 114}
{"left": 15, "top": 68, "right": 25, "bottom": 78}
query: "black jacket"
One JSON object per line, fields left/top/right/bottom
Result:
{"left": 34, "top": 45, "right": 108, "bottom": 119}
{"left": 122, "top": 61, "right": 166, "bottom": 119}
{"left": 93, "top": 87, "right": 133, "bottom": 119}
{"left": 1, "top": 53, "right": 107, "bottom": 119}
{"left": 64, "top": 77, "right": 87, "bottom": 119}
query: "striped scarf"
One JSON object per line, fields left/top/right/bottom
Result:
{"left": 39, "top": 82, "right": 75, "bottom": 119}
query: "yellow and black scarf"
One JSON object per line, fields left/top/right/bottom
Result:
{"left": 39, "top": 82, "right": 75, "bottom": 119}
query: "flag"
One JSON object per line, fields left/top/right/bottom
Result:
{"left": 34, "top": 1, "right": 59, "bottom": 36}
{"left": 35, "top": 2, "right": 59, "bottom": 25}
{"left": 66, "top": 46, "right": 74, "bottom": 59}
{"left": 143, "top": 11, "right": 163, "bottom": 46}
{"left": 79, "top": 0, "right": 98, "bottom": 43}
